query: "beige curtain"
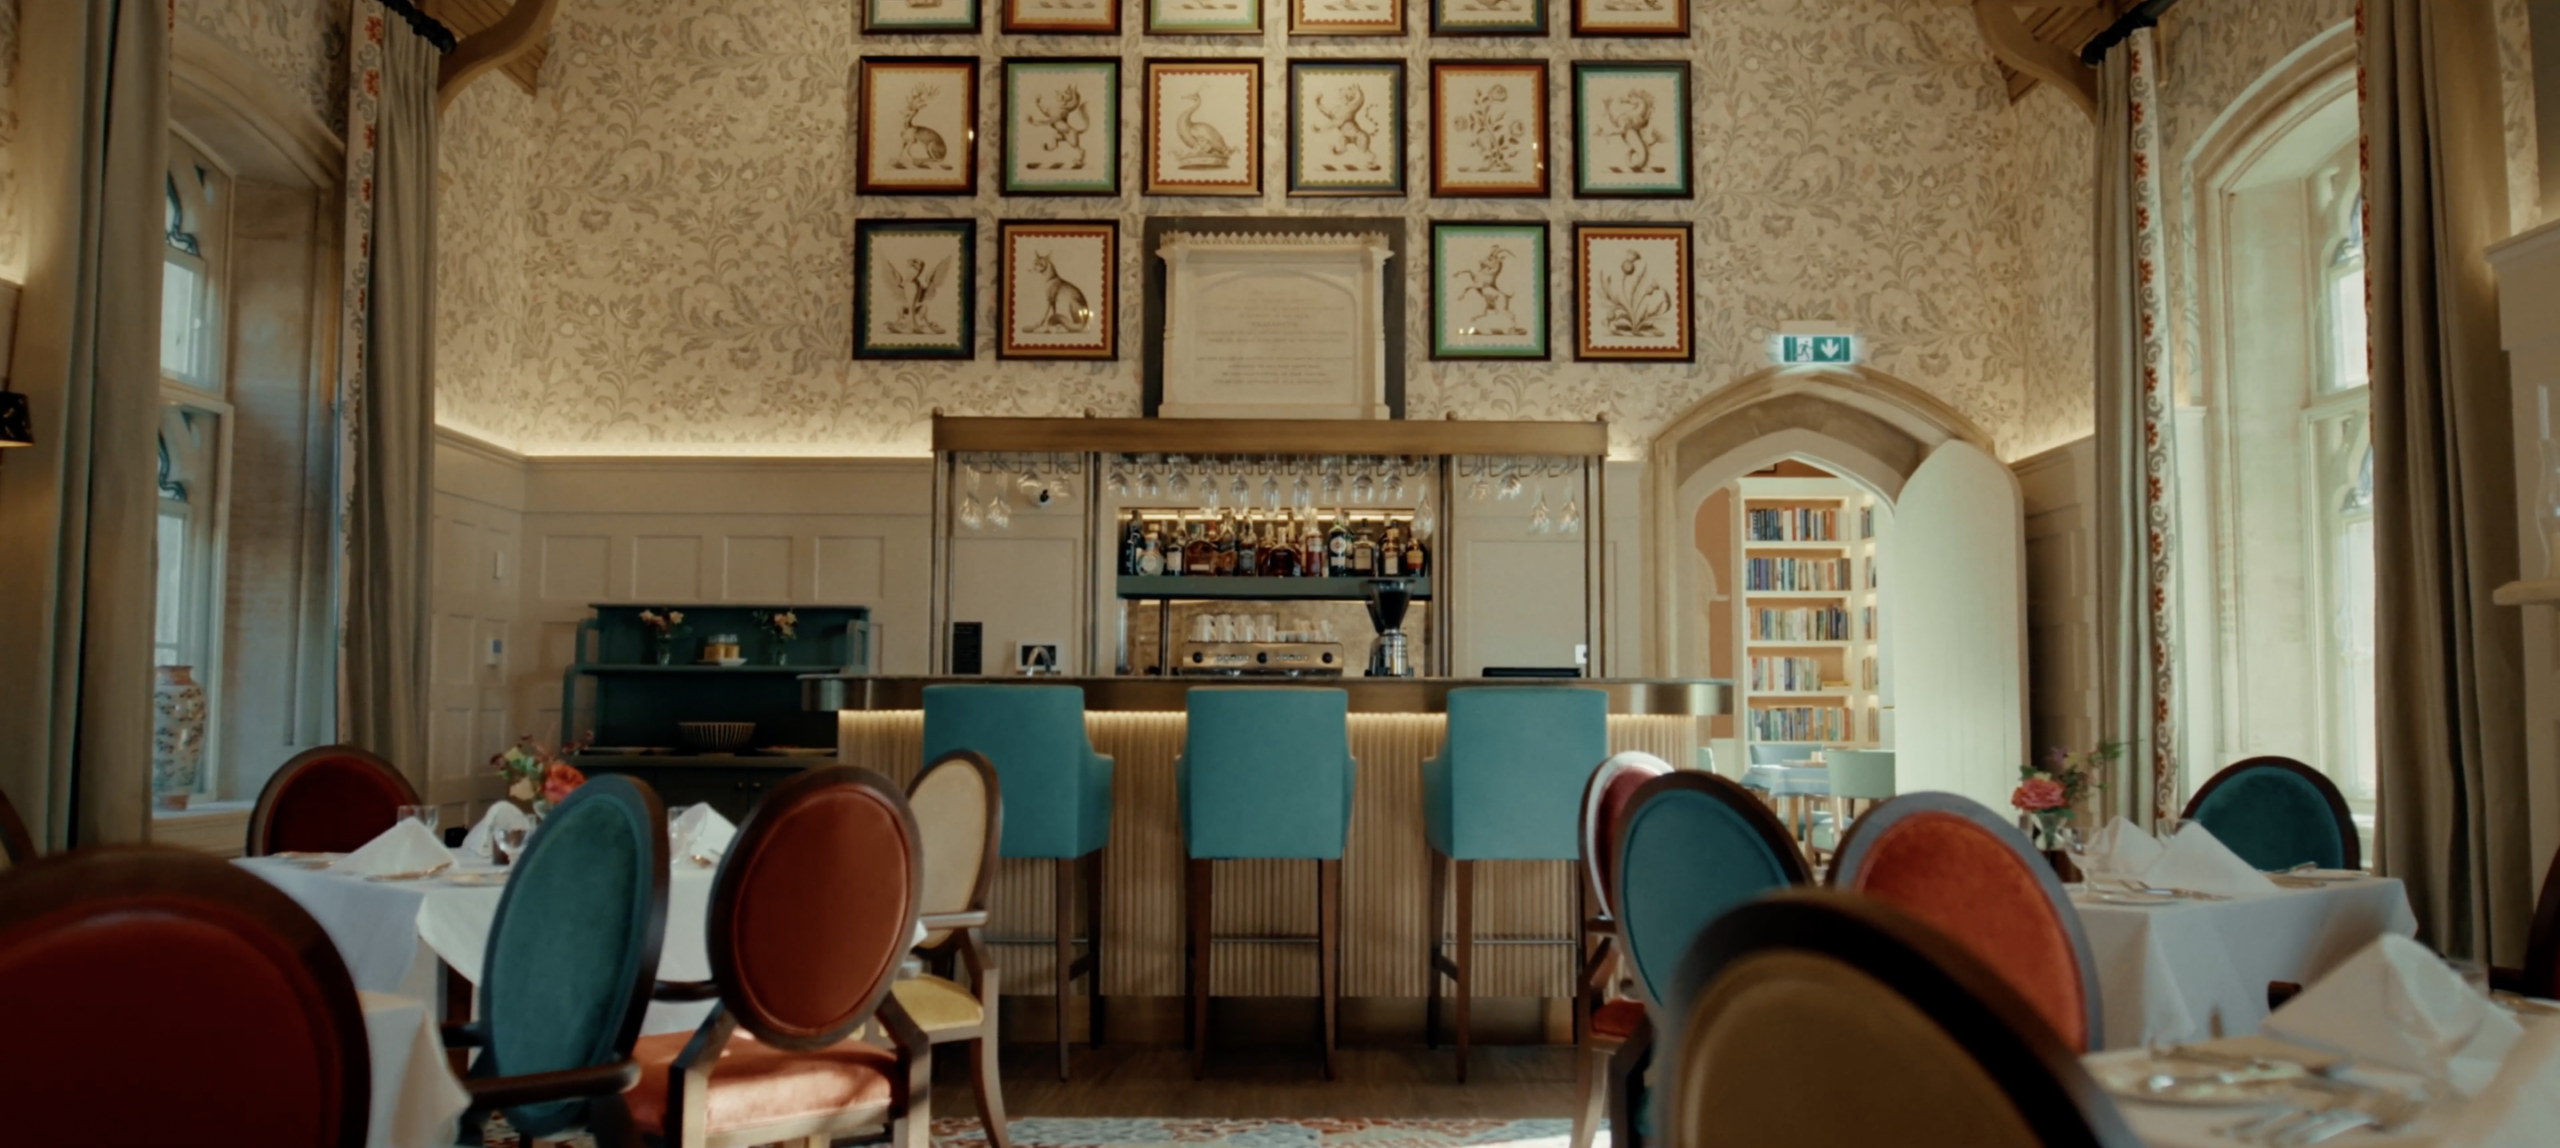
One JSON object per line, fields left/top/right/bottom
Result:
{"left": 340, "top": 6, "right": 441, "bottom": 780}
{"left": 2364, "top": 0, "right": 2533, "bottom": 962}
{"left": 0, "top": 0, "right": 168, "bottom": 850}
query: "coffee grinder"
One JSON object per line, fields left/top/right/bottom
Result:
{"left": 1364, "top": 579, "right": 1416, "bottom": 678}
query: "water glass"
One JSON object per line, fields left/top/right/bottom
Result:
{"left": 396, "top": 804, "right": 439, "bottom": 834}
{"left": 497, "top": 827, "right": 529, "bottom": 866}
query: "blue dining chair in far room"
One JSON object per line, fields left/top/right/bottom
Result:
{"left": 440, "top": 774, "right": 671, "bottom": 1147}
{"left": 2181, "top": 756, "right": 2361, "bottom": 872}
{"left": 1807, "top": 749, "right": 1896, "bottom": 866}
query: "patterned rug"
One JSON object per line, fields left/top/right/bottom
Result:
{"left": 931, "top": 1118, "right": 1584, "bottom": 1148}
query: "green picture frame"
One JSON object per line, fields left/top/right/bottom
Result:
{"left": 1287, "top": 61, "right": 1406, "bottom": 198}
{"left": 1430, "top": 221, "right": 1548, "bottom": 360}
{"left": 1002, "top": 58, "right": 1121, "bottom": 197}
{"left": 1571, "top": 61, "right": 1691, "bottom": 199}
{"left": 854, "top": 219, "right": 977, "bottom": 360}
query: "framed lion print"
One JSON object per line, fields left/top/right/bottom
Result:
{"left": 999, "top": 221, "right": 1117, "bottom": 360}
{"left": 855, "top": 219, "right": 976, "bottom": 359}
{"left": 865, "top": 0, "right": 982, "bottom": 33}
{"left": 1147, "top": 0, "right": 1263, "bottom": 35}
{"left": 1287, "top": 60, "right": 1405, "bottom": 197}
{"left": 1002, "top": 58, "right": 1120, "bottom": 196}
{"left": 1144, "top": 60, "right": 1262, "bottom": 197}
{"left": 1291, "top": 0, "right": 1403, "bottom": 36}
{"left": 1571, "top": 0, "right": 1687, "bottom": 37}
{"left": 1430, "top": 221, "right": 1548, "bottom": 360}
{"left": 858, "top": 58, "right": 979, "bottom": 196}
{"left": 1429, "top": 61, "right": 1546, "bottom": 198}
{"left": 1573, "top": 222, "right": 1690, "bottom": 361}
{"left": 1003, "top": 0, "right": 1119, "bottom": 34}
{"left": 1571, "top": 62, "right": 1691, "bottom": 198}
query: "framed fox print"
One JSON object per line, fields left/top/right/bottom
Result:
{"left": 1571, "top": 62, "right": 1690, "bottom": 198}
{"left": 1291, "top": 0, "right": 1403, "bottom": 36}
{"left": 1570, "top": 0, "right": 1686, "bottom": 37}
{"left": 855, "top": 219, "right": 976, "bottom": 359}
{"left": 999, "top": 221, "right": 1117, "bottom": 360}
{"left": 1429, "top": 61, "right": 1546, "bottom": 197}
{"left": 858, "top": 58, "right": 979, "bottom": 196}
{"left": 1146, "top": 0, "right": 1262, "bottom": 35}
{"left": 1287, "top": 61, "right": 1404, "bottom": 197}
{"left": 865, "top": 0, "right": 982, "bottom": 33}
{"left": 1002, "top": 59, "right": 1120, "bottom": 196}
{"left": 1573, "top": 223, "right": 1690, "bottom": 361}
{"left": 1430, "top": 222, "right": 1548, "bottom": 360}
{"left": 1003, "top": 0, "right": 1119, "bottom": 34}
{"left": 1429, "top": 0, "right": 1544, "bottom": 36}
{"left": 1144, "top": 60, "right": 1261, "bottom": 197}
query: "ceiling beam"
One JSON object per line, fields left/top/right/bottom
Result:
{"left": 1975, "top": 1, "right": 2098, "bottom": 119}
{"left": 435, "top": 0, "right": 559, "bottom": 111}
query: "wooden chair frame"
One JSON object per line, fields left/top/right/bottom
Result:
{"left": 1567, "top": 752, "right": 1669, "bottom": 1148}
{"left": 2182, "top": 755, "right": 2362, "bottom": 870}
{"left": 0, "top": 785, "right": 36, "bottom": 864}
{"left": 246, "top": 743, "right": 422, "bottom": 857}
{"left": 907, "top": 750, "right": 1015, "bottom": 1148}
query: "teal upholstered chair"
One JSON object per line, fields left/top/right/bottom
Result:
{"left": 1606, "top": 771, "right": 1808, "bottom": 1148}
{"left": 1421, "top": 686, "right": 1608, "bottom": 1081}
{"left": 1179, "top": 686, "right": 1355, "bottom": 1080}
{"left": 922, "top": 684, "right": 1114, "bottom": 1079}
{"left": 443, "top": 774, "right": 670, "bottom": 1146}
{"left": 2182, "top": 756, "right": 2359, "bottom": 872}
{"left": 1807, "top": 749, "right": 1896, "bottom": 863}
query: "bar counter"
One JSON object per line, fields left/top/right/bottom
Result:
{"left": 810, "top": 675, "right": 1730, "bottom": 1015}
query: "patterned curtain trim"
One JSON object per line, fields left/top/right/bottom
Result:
{"left": 335, "top": 0, "right": 388, "bottom": 727}
{"left": 2127, "top": 29, "right": 2181, "bottom": 824}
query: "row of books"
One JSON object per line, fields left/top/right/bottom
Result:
{"left": 1751, "top": 606, "right": 1853, "bottom": 642}
{"left": 1745, "top": 507, "right": 1842, "bottom": 542}
{"left": 1745, "top": 557, "right": 1855, "bottom": 592}
{"left": 1748, "top": 656, "right": 1829, "bottom": 693}
{"left": 1749, "top": 707, "right": 1850, "bottom": 743}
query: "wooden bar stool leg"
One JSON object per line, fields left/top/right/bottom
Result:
{"left": 1453, "top": 858, "right": 1474, "bottom": 1084}
{"left": 1425, "top": 849, "right": 1447, "bottom": 1048}
{"left": 1189, "top": 858, "right": 1213, "bottom": 1080}
{"left": 1085, "top": 847, "right": 1106, "bottom": 1049}
{"left": 1055, "top": 857, "right": 1075, "bottom": 1081}
{"left": 1319, "top": 857, "right": 1341, "bottom": 1082}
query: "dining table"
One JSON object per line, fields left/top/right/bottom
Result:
{"left": 356, "top": 989, "right": 473, "bottom": 1148}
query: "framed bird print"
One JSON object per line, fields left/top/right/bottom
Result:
{"left": 998, "top": 221, "right": 1117, "bottom": 360}
{"left": 1431, "top": 222, "right": 1548, "bottom": 360}
{"left": 1570, "top": 0, "right": 1686, "bottom": 37}
{"left": 1003, "top": 0, "right": 1119, "bottom": 34}
{"left": 1146, "top": 0, "right": 1262, "bottom": 35}
{"left": 1144, "top": 60, "right": 1261, "bottom": 197}
{"left": 1429, "top": 0, "right": 1543, "bottom": 36}
{"left": 1290, "top": 0, "right": 1403, "bottom": 36}
{"left": 1287, "top": 60, "right": 1405, "bottom": 197}
{"left": 855, "top": 219, "right": 976, "bottom": 359}
{"left": 858, "top": 58, "right": 979, "bottom": 196}
{"left": 865, "top": 0, "right": 983, "bottom": 33}
{"left": 1002, "top": 59, "right": 1120, "bottom": 196}
{"left": 1573, "top": 222, "right": 1691, "bottom": 361}
{"left": 1428, "top": 61, "right": 1547, "bottom": 198}
{"left": 1571, "top": 62, "right": 1690, "bottom": 198}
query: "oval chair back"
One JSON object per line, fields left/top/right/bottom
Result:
{"left": 1580, "top": 751, "right": 1674, "bottom": 916}
{"left": 1661, "top": 892, "right": 2140, "bottom": 1148}
{"left": 910, "top": 751, "right": 1001, "bottom": 950}
{"left": 1610, "top": 771, "right": 1810, "bottom": 1012}
{"left": 0, "top": 785, "right": 35, "bottom": 868}
{"left": 476, "top": 774, "right": 671, "bottom": 1139}
{"left": 248, "top": 745, "right": 422, "bottom": 856}
{"left": 2181, "top": 757, "right": 2359, "bottom": 871}
{"left": 1829, "top": 792, "right": 2101, "bottom": 1052}
{"left": 0, "top": 847, "right": 370, "bottom": 1147}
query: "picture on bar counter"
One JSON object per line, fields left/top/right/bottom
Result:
{"left": 1573, "top": 222, "right": 1691, "bottom": 361}
{"left": 1002, "top": 58, "right": 1120, "bottom": 196}
{"left": 855, "top": 219, "right": 976, "bottom": 359}
{"left": 858, "top": 58, "right": 980, "bottom": 196}
{"left": 999, "top": 220, "right": 1117, "bottom": 360}
{"left": 1145, "top": 60, "right": 1263, "bottom": 196}
{"left": 1430, "top": 221, "right": 1548, "bottom": 360}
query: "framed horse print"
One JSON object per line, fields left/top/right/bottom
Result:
{"left": 1572, "top": 222, "right": 1691, "bottom": 361}
{"left": 855, "top": 219, "right": 976, "bottom": 359}
{"left": 1287, "top": 60, "right": 1405, "bottom": 197}
{"left": 1002, "top": 58, "right": 1120, "bottom": 196}
{"left": 1571, "top": 62, "right": 1690, "bottom": 198}
{"left": 998, "top": 221, "right": 1117, "bottom": 360}
{"left": 1003, "top": 0, "right": 1119, "bottom": 34}
{"left": 858, "top": 58, "right": 979, "bottom": 196}
{"left": 1428, "top": 61, "right": 1547, "bottom": 197}
{"left": 1144, "top": 60, "right": 1262, "bottom": 197}
{"left": 1430, "top": 222, "right": 1548, "bottom": 360}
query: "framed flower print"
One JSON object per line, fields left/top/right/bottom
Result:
{"left": 1146, "top": 0, "right": 1262, "bottom": 35}
{"left": 998, "top": 221, "right": 1117, "bottom": 360}
{"left": 1144, "top": 60, "right": 1261, "bottom": 197}
{"left": 1430, "top": 221, "right": 1548, "bottom": 360}
{"left": 855, "top": 219, "right": 976, "bottom": 359}
{"left": 1287, "top": 61, "right": 1405, "bottom": 197}
{"left": 865, "top": 0, "right": 982, "bottom": 33}
{"left": 1002, "top": 59, "right": 1120, "bottom": 196}
{"left": 1290, "top": 0, "right": 1403, "bottom": 36}
{"left": 858, "top": 58, "right": 979, "bottom": 196}
{"left": 1571, "top": 62, "right": 1690, "bottom": 198}
{"left": 1429, "top": 61, "right": 1546, "bottom": 198}
{"left": 1570, "top": 0, "right": 1686, "bottom": 37}
{"left": 1573, "top": 222, "right": 1690, "bottom": 361}
{"left": 1003, "top": 0, "right": 1119, "bottom": 34}
{"left": 1429, "top": 0, "right": 1544, "bottom": 36}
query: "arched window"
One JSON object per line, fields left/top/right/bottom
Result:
{"left": 152, "top": 133, "right": 233, "bottom": 736}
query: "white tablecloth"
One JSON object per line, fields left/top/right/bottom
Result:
{"left": 1741, "top": 764, "right": 1830, "bottom": 797}
{"left": 359, "top": 990, "right": 471, "bottom": 1148}
{"left": 2074, "top": 877, "right": 2419, "bottom": 1050}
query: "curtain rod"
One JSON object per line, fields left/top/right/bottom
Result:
{"left": 2080, "top": 0, "right": 2182, "bottom": 66}
{"left": 374, "top": 0, "right": 459, "bottom": 54}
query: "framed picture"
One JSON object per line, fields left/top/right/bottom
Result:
{"left": 1287, "top": 61, "right": 1405, "bottom": 197}
{"left": 854, "top": 219, "right": 976, "bottom": 359}
{"left": 857, "top": 58, "right": 979, "bottom": 196}
{"left": 998, "top": 221, "right": 1117, "bottom": 360}
{"left": 1290, "top": 0, "right": 1403, "bottom": 36}
{"left": 1146, "top": 0, "right": 1262, "bottom": 35}
{"left": 1002, "top": 0, "right": 1119, "bottom": 34}
{"left": 1428, "top": 0, "right": 1544, "bottom": 36}
{"left": 1017, "top": 642, "right": 1061, "bottom": 674}
{"left": 1571, "top": 62, "right": 1690, "bottom": 198}
{"left": 1002, "top": 59, "right": 1120, "bottom": 196}
{"left": 1429, "top": 61, "right": 1546, "bottom": 198}
{"left": 1573, "top": 222, "right": 1690, "bottom": 361}
{"left": 864, "top": 0, "right": 983, "bottom": 33}
{"left": 1570, "top": 0, "right": 1685, "bottom": 37}
{"left": 1144, "top": 60, "right": 1262, "bottom": 197}
{"left": 1430, "top": 222, "right": 1547, "bottom": 360}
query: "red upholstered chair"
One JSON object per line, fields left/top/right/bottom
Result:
{"left": 248, "top": 744, "right": 422, "bottom": 856}
{"left": 1828, "top": 792, "right": 2103, "bottom": 1052}
{"left": 1571, "top": 751, "right": 1672, "bottom": 1148}
{"left": 0, "top": 847, "right": 371, "bottom": 1147}
{"left": 0, "top": 785, "right": 36, "bottom": 869}
{"left": 630, "top": 766, "right": 932, "bottom": 1148}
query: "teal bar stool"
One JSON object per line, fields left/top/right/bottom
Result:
{"left": 1421, "top": 686, "right": 1609, "bottom": 1081}
{"left": 921, "top": 684, "right": 1114, "bottom": 1080}
{"left": 1179, "top": 686, "right": 1356, "bottom": 1080}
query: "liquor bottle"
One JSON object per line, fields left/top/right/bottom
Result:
{"left": 1212, "top": 513, "right": 1238, "bottom": 576}
{"left": 1260, "top": 532, "right": 1300, "bottom": 577}
{"left": 1403, "top": 529, "right": 1428, "bottom": 578}
{"left": 1300, "top": 514, "right": 1325, "bottom": 577}
{"left": 1241, "top": 516, "right": 1265, "bottom": 576}
{"left": 1183, "top": 520, "right": 1215, "bottom": 576}
{"left": 1350, "top": 519, "right": 1378, "bottom": 576}
{"left": 1165, "top": 522, "right": 1187, "bottom": 576}
{"left": 1326, "top": 511, "right": 1352, "bottom": 576}
{"left": 1380, "top": 523, "right": 1404, "bottom": 577}
{"left": 1139, "top": 523, "right": 1166, "bottom": 575}
{"left": 1121, "top": 511, "right": 1147, "bottom": 576}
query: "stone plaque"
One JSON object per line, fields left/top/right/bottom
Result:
{"left": 1157, "top": 232, "right": 1394, "bottom": 420}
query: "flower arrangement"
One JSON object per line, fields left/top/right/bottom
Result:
{"left": 638, "top": 608, "right": 686, "bottom": 664}
{"left": 752, "top": 609, "right": 799, "bottom": 665}
{"left": 493, "top": 734, "right": 590, "bottom": 817}
{"left": 2012, "top": 743, "right": 2122, "bottom": 848}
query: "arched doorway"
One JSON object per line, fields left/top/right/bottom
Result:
{"left": 1647, "top": 367, "right": 2027, "bottom": 810}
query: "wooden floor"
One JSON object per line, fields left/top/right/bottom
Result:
{"left": 976, "top": 1045, "right": 1581, "bottom": 1119}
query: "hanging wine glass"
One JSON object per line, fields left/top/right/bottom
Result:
{"left": 1560, "top": 491, "right": 1583, "bottom": 534}
{"left": 1387, "top": 456, "right": 1410, "bottom": 502}
{"left": 1502, "top": 458, "right": 1528, "bottom": 500}
{"left": 1322, "top": 457, "right": 1345, "bottom": 503}
{"left": 1047, "top": 453, "right": 1076, "bottom": 504}
{"left": 1292, "top": 471, "right": 1314, "bottom": 512}
{"left": 987, "top": 490, "right": 1012, "bottom": 530}
{"left": 1351, "top": 457, "right": 1376, "bottom": 504}
{"left": 1200, "top": 472, "right": 1220, "bottom": 511}
{"left": 1168, "top": 455, "right": 1190, "bottom": 499}
{"left": 1529, "top": 485, "right": 1552, "bottom": 535}
{"left": 1017, "top": 455, "right": 1042, "bottom": 498}
{"left": 1467, "top": 457, "right": 1494, "bottom": 502}
{"left": 1108, "top": 456, "right": 1131, "bottom": 499}
{"left": 959, "top": 491, "right": 983, "bottom": 531}
{"left": 1414, "top": 493, "right": 1437, "bottom": 541}
{"left": 1263, "top": 464, "right": 1283, "bottom": 512}
{"left": 1231, "top": 465, "right": 1251, "bottom": 507}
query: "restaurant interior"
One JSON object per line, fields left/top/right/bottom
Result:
{"left": 2, "top": 0, "right": 2559, "bottom": 1146}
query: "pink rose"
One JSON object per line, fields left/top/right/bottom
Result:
{"left": 2012, "top": 777, "right": 2066, "bottom": 812}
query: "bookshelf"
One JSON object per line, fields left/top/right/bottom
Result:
{"left": 1733, "top": 475, "right": 1887, "bottom": 753}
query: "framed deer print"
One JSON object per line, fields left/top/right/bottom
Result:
{"left": 1287, "top": 61, "right": 1404, "bottom": 197}
{"left": 1146, "top": 0, "right": 1262, "bottom": 35}
{"left": 1002, "top": 0, "right": 1119, "bottom": 34}
{"left": 1570, "top": 0, "right": 1686, "bottom": 37}
{"left": 858, "top": 58, "right": 979, "bottom": 196}
{"left": 1429, "top": 0, "right": 1543, "bottom": 36}
{"left": 1428, "top": 61, "right": 1546, "bottom": 198}
{"left": 855, "top": 219, "right": 976, "bottom": 359}
{"left": 1571, "top": 62, "right": 1690, "bottom": 198}
{"left": 865, "top": 0, "right": 982, "bottom": 33}
{"left": 1002, "top": 59, "right": 1120, "bottom": 196}
{"left": 1143, "top": 60, "right": 1261, "bottom": 197}
{"left": 1430, "top": 221, "right": 1547, "bottom": 360}
{"left": 998, "top": 221, "right": 1117, "bottom": 360}
{"left": 1573, "top": 222, "right": 1690, "bottom": 361}
{"left": 1290, "top": 0, "right": 1403, "bottom": 36}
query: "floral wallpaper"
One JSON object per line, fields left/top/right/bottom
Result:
{"left": 177, "top": 0, "right": 351, "bottom": 135}
{"left": 2003, "top": 84, "right": 2096, "bottom": 461}
{"left": 435, "top": 77, "right": 538, "bottom": 447}
{"left": 2498, "top": 0, "right": 2542, "bottom": 236}
{"left": 0, "top": 0, "right": 22, "bottom": 282}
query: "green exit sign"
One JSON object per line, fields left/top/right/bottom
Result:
{"left": 1776, "top": 334, "right": 1856, "bottom": 365}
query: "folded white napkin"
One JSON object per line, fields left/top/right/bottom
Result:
{"left": 2266, "top": 934, "right": 2523, "bottom": 1097}
{"left": 2139, "top": 823, "right": 2280, "bottom": 897}
{"left": 458, "top": 802, "right": 537, "bottom": 862}
{"left": 2081, "top": 816, "right": 2166, "bottom": 879}
{"left": 670, "top": 805, "right": 737, "bottom": 862}
{"left": 328, "top": 818, "right": 456, "bottom": 877}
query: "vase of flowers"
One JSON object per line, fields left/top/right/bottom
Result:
{"left": 493, "top": 735, "right": 590, "bottom": 819}
{"left": 638, "top": 608, "right": 686, "bottom": 665}
{"left": 752, "top": 609, "right": 798, "bottom": 666}
{"left": 2012, "top": 744, "right": 2121, "bottom": 880}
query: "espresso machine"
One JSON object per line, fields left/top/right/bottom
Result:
{"left": 1364, "top": 579, "right": 1416, "bottom": 678}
